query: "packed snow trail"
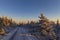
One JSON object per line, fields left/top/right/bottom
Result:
{"left": 12, "top": 27, "right": 39, "bottom": 40}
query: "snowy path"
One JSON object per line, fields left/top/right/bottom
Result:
{"left": 12, "top": 27, "right": 39, "bottom": 40}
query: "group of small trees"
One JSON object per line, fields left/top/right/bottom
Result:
{"left": 28, "top": 13, "right": 57, "bottom": 40}
{"left": 28, "top": 13, "right": 60, "bottom": 40}
{"left": 0, "top": 16, "right": 17, "bottom": 35}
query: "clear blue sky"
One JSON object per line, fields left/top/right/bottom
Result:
{"left": 0, "top": 0, "right": 60, "bottom": 22}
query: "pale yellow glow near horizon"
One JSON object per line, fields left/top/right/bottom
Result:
{"left": 13, "top": 18, "right": 39, "bottom": 24}
{"left": 12, "top": 17, "right": 60, "bottom": 24}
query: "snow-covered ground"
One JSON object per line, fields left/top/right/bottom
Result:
{"left": 1, "top": 26, "right": 60, "bottom": 40}
{"left": 12, "top": 27, "right": 39, "bottom": 40}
